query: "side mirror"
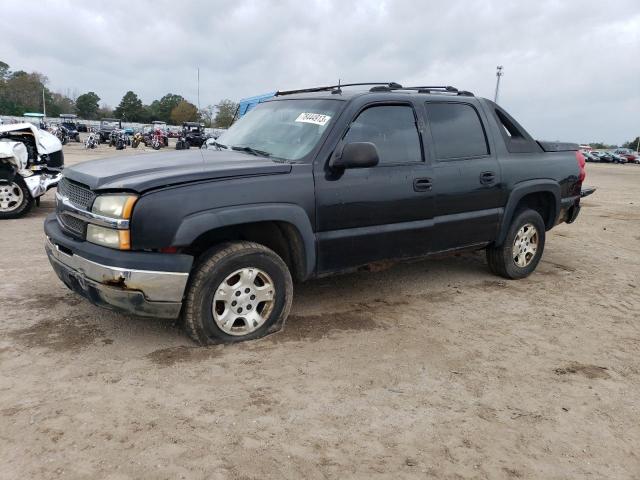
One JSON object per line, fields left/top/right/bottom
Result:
{"left": 331, "top": 142, "right": 379, "bottom": 170}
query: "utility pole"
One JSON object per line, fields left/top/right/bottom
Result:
{"left": 42, "top": 86, "right": 46, "bottom": 117}
{"left": 494, "top": 65, "right": 504, "bottom": 103}
{"left": 197, "top": 67, "right": 200, "bottom": 111}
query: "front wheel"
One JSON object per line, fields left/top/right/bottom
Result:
{"left": 486, "top": 208, "right": 546, "bottom": 279}
{"left": 183, "top": 242, "right": 293, "bottom": 345}
{"left": 0, "top": 177, "right": 34, "bottom": 219}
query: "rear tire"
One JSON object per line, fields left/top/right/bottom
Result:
{"left": 183, "top": 242, "right": 293, "bottom": 345}
{"left": 486, "top": 208, "right": 545, "bottom": 279}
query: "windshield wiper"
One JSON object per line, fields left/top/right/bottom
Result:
{"left": 210, "top": 140, "right": 228, "bottom": 150}
{"left": 230, "top": 145, "right": 272, "bottom": 157}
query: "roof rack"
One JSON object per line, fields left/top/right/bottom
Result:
{"left": 275, "top": 82, "right": 402, "bottom": 96}
{"left": 274, "top": 82, "right": 474, "bottom": 97}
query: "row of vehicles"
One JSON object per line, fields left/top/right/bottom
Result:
{"left": 582, "top": 148, "right": 640, "bottom": 164}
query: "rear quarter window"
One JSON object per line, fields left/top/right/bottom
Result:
{"left": 425, "top": 102, "right": 489, "bottom": 160}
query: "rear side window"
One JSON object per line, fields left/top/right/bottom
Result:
{"left": 344, "top": 105, "right": 422, "bottom": 164}
{"left": 425, "top": 103, "right": 489, "bottom": 160}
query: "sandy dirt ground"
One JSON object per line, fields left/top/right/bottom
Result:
{"left": 1, "top": 140, "right": 639, "bottom": 479}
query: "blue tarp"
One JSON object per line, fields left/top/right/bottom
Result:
{"left": 237, "top": 92, "right": 276, "bottom": 117}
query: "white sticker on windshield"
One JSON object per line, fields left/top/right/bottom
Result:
{"left": 295, "top": 112, "right": 331, "bottom": 126}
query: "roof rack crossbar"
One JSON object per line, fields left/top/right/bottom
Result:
{"left": 275, "top": 82, "right": 402, "bottom": 96}
{"left": 398, "top": 86, "right": 475, "bottom": 96}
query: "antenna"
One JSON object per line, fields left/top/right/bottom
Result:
{"left": 197, "top": 67, "right": 200, "bottom": 111}
{"left": 494, "top": 65, "right": 504, "bottom": 103}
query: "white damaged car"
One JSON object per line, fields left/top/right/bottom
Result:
{"left": 0, "top": 122, "right": 63, "bottom": 219}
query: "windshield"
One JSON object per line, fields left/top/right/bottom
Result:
{"left": 216, "top": 99, "right": 341, "bottom": 161}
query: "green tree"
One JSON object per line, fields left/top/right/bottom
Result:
{"left": 199, "top": 104, "right": 216, "bottom": 127}
{"left": 3, "top": 71, "right": 48, "bottom": 114}
{"left": 170, "top": 100, "right": 199, "bottom": 124}
{"left": 97, "top": 104, "right": 114, "bottom": 119}
{"left": 76, "top": 92, "right": 101, "bottom": 119}
{"left": 213, "top": 99, "right": 238, "bottom": 128}
{"left": 0, "top": 61, "right": 10, "bottom": 81}
{"left": 149, "top": 93, "right": 185, "bottom": 123}
{"left": 588, "top": 142, "right": 614, "bottom": 150}
{"left": 47, "top": 92, "right": 76, "bottom": 117}
{"left": 114, "top": 91, "right": 145, "bottom": 122}
{"left": 622, "top": 137, "right": 640, "bottom": 151}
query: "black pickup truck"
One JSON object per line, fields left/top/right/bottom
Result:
{"left": 45, "top": 82, "right": 592, "bottom": 344}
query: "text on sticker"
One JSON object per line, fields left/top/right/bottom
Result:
{"left": 295, "top": 112, "right": 331, "bottom": 126}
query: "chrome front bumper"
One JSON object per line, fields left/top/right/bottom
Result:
{"left": 45, "top": 236, "right": 188, "bottom": 319}
{"left": 23, "top": 171, "right": 62, "bottom": 198}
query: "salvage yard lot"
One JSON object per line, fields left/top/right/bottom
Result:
{"left": 1, "top": 143, "right": 639, "bottom": 479}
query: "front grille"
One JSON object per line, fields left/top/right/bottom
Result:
{"left": 58, "top": 213, "right": 86, "bottom": 238}
{"left": 57, "top": 178, "right": 95, "bottom": 210}
{"left": 56, "top": 178, "right": 96, "bottom": 239}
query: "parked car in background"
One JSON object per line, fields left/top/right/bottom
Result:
{"left": 625, "top": 154, "right": 640, "bottom": 164}
{"left": 592, "top": 151, "right": 612, "bottom": 162}
{"left": 60, "top": 113, "right": 80, "bottom": 143}
{"left": 98, "top": 118, "right": 122, "bottom": 143}
{"left": 176, "top": 122, "right": 207, "bottom": 149}
{"left": 610, "top": 153, "right": 628, "bottom": 164}
{"left": 581, "top": 150, "right": 598, "bottom": 162}
{"left": 614, "top": 148, "right": 640, "bottom": 164}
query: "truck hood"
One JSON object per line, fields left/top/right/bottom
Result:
{"left": 63, "top": 149, "right": 292, "bottom": 192}
{"left": 0, "top": 122, "right": 62, "bottom": 155}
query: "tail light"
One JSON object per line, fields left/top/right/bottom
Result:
{"left": 576, "top": 150, "right": 586, "bottom": 183}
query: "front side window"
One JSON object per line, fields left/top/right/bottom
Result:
{"left": 343, "top": 105, "right": 422, "bottom": 165}
{"left": 425, "top": 102, "right": 489, "bottom": 160}
{"left": 216, "top": 99, "right": 341, "bottom": 161}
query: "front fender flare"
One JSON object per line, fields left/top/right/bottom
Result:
{"left": 172, "top": 203, "right": 316, "bottom": 279}
{"left": 496, "top": 180, "right": 560, "bottom": 246}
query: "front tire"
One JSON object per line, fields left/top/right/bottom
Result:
{"left": 0, "top": 177, "right": 34, "bottom": 219}
{"left": 183, "top": 242, "right": 293, "bottom": 345}
{"left": 486, "top": 208, "right": 546, "bottom": 279}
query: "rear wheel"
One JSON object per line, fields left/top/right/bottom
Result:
{"left": 0, "top": 177, "right": 33, "bottom": 219}
{"left": 486, "top": 208, "right": 545, "bottom": 279}
{"left": 183, "top": 242, "right": 293, "bottom": 345}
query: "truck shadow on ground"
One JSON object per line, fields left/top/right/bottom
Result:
{"left": 7, "top": 250, "right": 491, "bottom": 356}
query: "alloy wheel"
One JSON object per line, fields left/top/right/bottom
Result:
{"left": 512, "top": 223, "right": 539, "bottom": 268}
{"left": 212, "top": 267, "right": 275, "bottom": 336}
{"left": 0, "top": 182, "right": 24, "bottom": 212}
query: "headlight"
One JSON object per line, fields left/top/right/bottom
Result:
{"left": 92, "top": 194, "right": 137, "bottom": 219}
{"left": 86, "top": 225, "right": 131, "bottom": 250}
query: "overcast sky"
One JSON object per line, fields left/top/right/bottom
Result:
{"left": 3, "top": 0, "right": 639, "bottom": 144}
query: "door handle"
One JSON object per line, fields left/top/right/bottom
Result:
{"left": 480, "top": 171, "right": 496, "bottom": 185}
{"left": 413, "top": 177, "right": 433, "bottom": 192}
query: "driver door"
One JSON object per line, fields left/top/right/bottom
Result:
{"left": 314, "top": 102, "right": 435, "bottom": 273}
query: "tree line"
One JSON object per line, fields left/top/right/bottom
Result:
{"left": 0, "top": 60, "right": 237, "bottom": 128}
{"left": 589, "top": 138, "right": 640, "bottom": 150}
